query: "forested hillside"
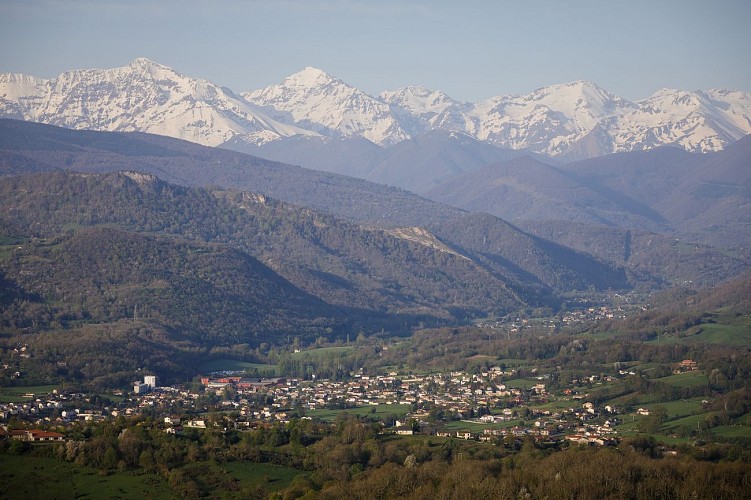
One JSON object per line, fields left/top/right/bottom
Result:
{"left": 0, "top": 171, "right": 530, "bottom": 317}
{"left": 0, "top": 171, "right": 544, "bottom": 385}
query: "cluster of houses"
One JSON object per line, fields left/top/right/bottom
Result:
{"left": 0, "top": 388, "right": 122, "bottom": 426}
{"left": 194, "top": 368, "right": 623, "bottom": 446}
{"left": 1, "top": 365, "right": 638, "bottom": 447}
{"left": 476, "top": 304, "right": 628, "bottom": 334}
{"left": 423, "top": 399, "right": 622, "bottom": 445}
{"left": 0, "top": 391, "right": 64, "bottom": 421}
{"left": 559, "top": 306, "right": 623, "bottom": 324}
{"left": 201, "top": 368, "right": 537, "bottom": 417}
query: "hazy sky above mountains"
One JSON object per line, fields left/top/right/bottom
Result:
{"left": 2, "top": 0, "right": 749, "bottom": 102}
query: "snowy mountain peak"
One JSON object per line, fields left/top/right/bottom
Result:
{"left": 122, "top": 57, "right": 178, "bottom": 78}
{"left": 540, "top": 79, "right": 607, "bottom": 93}
{"left": 605, "top": 87, "right": 751, "bottom": 154}
{"left": 0, "top": 73, "right": 47, "bottom": 85}
{"left": 517, "top": 80, "right": 634, "bottom": 113}
{"left": 379, "top": 85, "right": 471, "bottom": 136}
{"left": 284, "top": 66, "right": 338, "bottom": 87}
{"left": 381, "top": 85, "right": 464, "bottom": 110}
{"left": 465, "top": 81, "right": 640, "bottom": 156}
{"left": 128, "top": 56, "right": 161, "bottom": 67}
{"left": 383, "top": 85, "right": 438, "bottom": 100}
{"left": 394, "top": 85, "right": 432, "bottom": 97}
{"left": 49, "top": 58, "right": 181, "bottom": 92}
{"left": 244, "top": 68, "right": 410, "bottom": 145}
{"left": 644, "top": 88, "right": 707, "bottom": 109}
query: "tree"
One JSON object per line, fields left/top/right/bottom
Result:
{"left": 139, "top": 449, "right": 156, "bottom": 471}
{"left": 102, "top": 446, "right": 118, "bottom": 470}
{"left": 8, "top": 439, "right": 31, "bottom": 455}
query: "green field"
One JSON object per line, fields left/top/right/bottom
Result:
{"left": 290, "top": 346, "right": 355, "bottom": 361}
{"left": 442, "top": 418, "right": 523, "bottom": 433}
{"left": 628, "top": 361, "right": 668, "bottom": 374}
{"left": 711, "top": 425, "right": 751, "bottom": 439}
{"left": 532, "top": 399, "right": 579, "bottom": 412}
{"left": 652, "top": 397, "right": 706, "bottom": 419}
{"left": 222, "top": 461, "right": 305, "bottom": 492}
{"left": 625, "top": 431, "right": 693, "bottom": 446}
{"left": 0, "top": 455, "right": 173, "bottom": 499}
{"left": 649, "top": 318, "right": 751, "bottom": 346}
{"left": 307, "top": 404, "right": 411, "bottom": 422}
{"left": 465, "top": 355, "right": 496, "bottom": 367}
{"left": 197, "top": 359, "right": 277, "bottom": 375}
{"left": 501, "top": 378, "right": 538, "bottom": 389}
{"left": 495, "top": 358, "right": 529, "bottom": 367}
{"left": 656, "top": 371, "right": 709, "bottom": 388}
{"left": 683, "top": 322, "right": 751, "bottom": 345}
{"left": 613, "top": 414, "right": 647, "bottom": 433}
{"left": 605, "top": 391, "right": 644, "bottom": 408}
{"left": 621, "top": 407, "right": 746, "bottom": 440}
{"left": 0, "top": 385, "right": 59, "bottom": 403}
{"left": 0, "top": 234, "right": 27, "bottom": 245}
{"left": 662, "top": 412, "right": 719, "bottom": 434}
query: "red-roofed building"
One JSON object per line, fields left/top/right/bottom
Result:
{"left": 8, "top": 429, "right": 65, "bottom": 442}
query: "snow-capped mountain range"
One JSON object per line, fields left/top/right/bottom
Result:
{"left": 0, "top": 58, "right": 316, "bottom": 147}
{"left": 1, "top": 58, "right": 750, "bottom": 159}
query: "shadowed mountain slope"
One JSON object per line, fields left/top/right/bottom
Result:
{"left": 0, "top": 119, "right": 630, "bottom": 294}
{"left": 0, "top": 171, "right": 531, "bottom": 322}
{"left": 0, "top": 118, "right": 460, "bottom": 227}
{"left": 426, "top": 156, "right": 668, "bottom": 230}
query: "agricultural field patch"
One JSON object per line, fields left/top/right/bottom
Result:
{"left": 0, "top": 385, "right": 59, "bottom": 403}
{"left": 290, "top": 346, "right": 355, "bottom": 361}
{"left": 656, "top": 371, "right": 709, "bottom": 388}
{"left": 215, "top": 461, "right": 305, "bottom": 492}
{"left": 307, "top": 404, "right": 411, "bottom": 422}
{"left": 0, "top": 455, "right": 172, "bottom": 499}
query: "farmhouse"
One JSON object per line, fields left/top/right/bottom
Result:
{"left": 6, "top": 428, "right": 64, "bottom": 442}
{"left": 676, "top": 359, "right": 698, "bottom": 372}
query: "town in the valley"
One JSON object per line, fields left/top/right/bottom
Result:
{"left": 1, "top": 351, "right": 700, "bottom": 448}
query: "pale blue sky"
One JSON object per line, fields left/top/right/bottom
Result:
{"left": 1, "top": 0, "right": 749, "bottom": 102}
